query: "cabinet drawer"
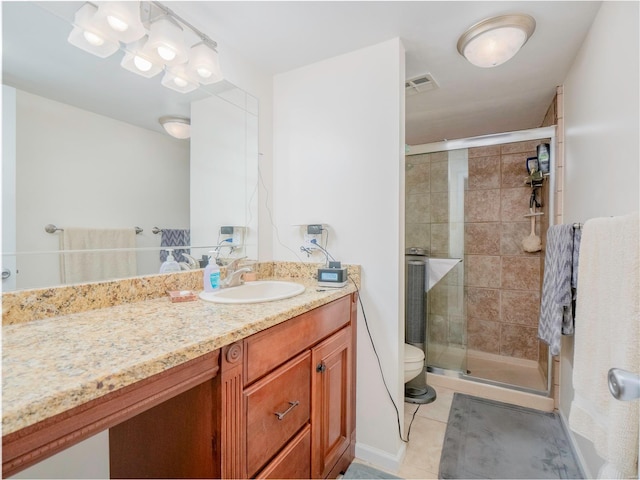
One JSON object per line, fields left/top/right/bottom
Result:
{"left": 245, "top": 351, "right": 311, "bottom": 477}
{"left": 244, "top": 296, "right": 351, "bottom": 385}
{"left": 255, "top": 424, "right": 311, "bottom": 479}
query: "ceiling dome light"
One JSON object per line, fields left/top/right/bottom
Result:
{"left": 67, "top": 3, "right": 119, "bottom": 58}
{"left": 457, "top": 14, "right": 535, "bottom": 68}
{"left": 146, "top": 15, "right": 188, "bottom": 66}
{"left": 159, "top": 116, "right": 191, "bottom": 139}
{"left": 95, "top": 2, "right": 146, "bottom": 43}
{"left": 188, "top": 43, "right": 224, "bottom": 85}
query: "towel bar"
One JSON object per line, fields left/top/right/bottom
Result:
{"left": 45, "top": 224, "right": 143, "bottom": 234}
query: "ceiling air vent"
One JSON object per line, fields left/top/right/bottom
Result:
{"left": 405, "top": 73, "right": 438, "bottom": 96}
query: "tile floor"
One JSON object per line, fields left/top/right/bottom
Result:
{"left": 352, "top": 359, "right": 551, "bottom": 479}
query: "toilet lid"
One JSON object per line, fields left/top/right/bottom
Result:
{"left": 404, "top": 344, "right": 425, "bottom": 362}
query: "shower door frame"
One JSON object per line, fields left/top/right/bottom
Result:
{"left": 407, "top": 125, "right": 557, "bottom": 396}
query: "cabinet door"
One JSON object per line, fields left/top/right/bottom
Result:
{"left": 245, "top": 351, "right": 311, "bottom": 477}
{"left": 311, "top": 326, "right": 352, "bottom": 479}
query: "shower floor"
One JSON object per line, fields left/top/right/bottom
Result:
{"left": 428, "top": 344, "right": 547, "bottom": 392}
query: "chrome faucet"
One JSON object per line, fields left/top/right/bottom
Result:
{"left": 221, "top": 257, "right": 250, "bottom": 288}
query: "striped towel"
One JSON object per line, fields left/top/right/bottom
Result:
{"left": 538, "top": 224, "right": 580, "bottom": 355}
{"left": 160, "top": 229, "right": 191, "bottom": 263}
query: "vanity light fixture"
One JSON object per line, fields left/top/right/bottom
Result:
{"left": 188, "top": 42, "right": 223, "bottom": 84}
{"left": 161, "top": 65, "right": 199, "bottom": 94}
{"left": 457, "top": 14, "right": 536, "bottom": 68}
{"left": 67, "top": 3, "right": 120, "bottom": 58}
{"left": 120, "top": 38, "right": 164, "bottom": 78}
{"left": 94, "top": 1, "right": 146, "bottom": 44}
{"left": 159, "top": 116, "right": 191, "bottom": 139}
{"left": 67, "top": 1, "right": 224, "bottom": 91}
{"left": 145, "top": 15, "right": 188, "bottom": 66}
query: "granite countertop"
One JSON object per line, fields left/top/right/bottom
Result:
{"left": 2, "top": 277, "right": 356, "bottom": 436}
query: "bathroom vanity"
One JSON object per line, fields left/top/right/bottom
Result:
{"left": 2, "top": 268, "right": 358, "bottom": 479}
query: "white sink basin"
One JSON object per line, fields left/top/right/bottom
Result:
{"left": 199, "top": 280, "right": 305, "bottom": 304}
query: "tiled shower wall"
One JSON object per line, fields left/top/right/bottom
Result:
{"left": 405, "top": 139, "right": 551, "bottom": 363}
{"left": 465, "top": 140, "right": 549, "bottom": 361}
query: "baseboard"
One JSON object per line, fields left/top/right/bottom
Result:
{"left": 558, "top": 411, "right": 592, "bottom": 479}
{"left": 354, "top": 441, "right": 406, "bottom": 473}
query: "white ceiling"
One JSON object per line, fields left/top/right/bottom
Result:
{"left": 168, "top": 1, "right": 601, "bottom": 145}
{"left": 3, "top": 1, "right": 602, "bottom": 145}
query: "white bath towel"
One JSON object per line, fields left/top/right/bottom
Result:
{"left": 568, "top": 213, "right": 639, "bottom": 479}
{"left": 61, "top": 228, "right": 138, "bottom": 284}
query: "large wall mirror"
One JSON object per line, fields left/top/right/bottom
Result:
{"left": 1, "top": 2, "right": 259, "bottom": 292}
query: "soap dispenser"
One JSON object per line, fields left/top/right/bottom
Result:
{"left": 159, "top": 249, "right": 181, "bottom": 273}
{"left": 203, "top": 252, "right": 221, "bottom": 292}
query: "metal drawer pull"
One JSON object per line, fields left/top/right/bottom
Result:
{"left": 274, "top": 401, "right": 299, "bottom": 420}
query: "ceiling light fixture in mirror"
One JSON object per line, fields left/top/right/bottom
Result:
{"left": 67, "top": 1, "right": 223, "bottom": 90}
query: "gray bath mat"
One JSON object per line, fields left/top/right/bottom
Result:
{"left": 439, "top": 393, "right": 584, "bottom": 479}
{"left": 343, "top": 462, "right": 402, "bottom": 479}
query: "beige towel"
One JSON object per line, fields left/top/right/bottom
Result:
{"left": 61, "top": 228, "right": 138, "bottom": 284}
{"left": 569, "top": 213, "right": 639, "bottom": 479}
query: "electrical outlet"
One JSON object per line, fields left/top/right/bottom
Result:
{"left": 304, "top": 233, "right": 321, "bottom": 247}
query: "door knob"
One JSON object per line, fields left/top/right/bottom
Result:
{"left": 608, "top": 368, "right": 640, "bottom": 401}
{"left": 2, "top": 268, "right": 11, "bottom": 280}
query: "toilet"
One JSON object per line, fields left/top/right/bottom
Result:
{"left": 404, "top": 343, "right": 425, "bottom": 383}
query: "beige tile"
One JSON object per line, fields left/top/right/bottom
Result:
{"left": 465, "top": 223, "right": 500, "bottom": 255}
{"left": 428, "top": 314, "right": 448, "bottom": 344}
{"left": 430, "top": 160, "right": 449, "bottom": 193}
{"left": 500, "top": 323, "right": 539, "bottom": 361}
{"left": 500, "top": 187, "right": 531, "bottom": 222}
{"left": 467, "top": 287, "right": 500, "bottom": 321}
{"left": 406, "top": 194, "right": 430, "bottom": 224}
{"left": 430, "top": 223, "right": 449, "bottom": 256}
{"left": 501, "top": 221, "right": 540, "bottom": 255}
{"left": 465, "top": 189, "right": 501, "bottom": 222}
{"left": 501, "top": 152, "right": 531, "bottom": 188}
{"left": 465, "top": 255, "right": 501, "bottom": 288}
{"left": 413, "top": 386, "right": 455, "bottom": 423}
{"left": 430, "top": 151, "right": 448, "bottom": 163}
{"left": 500, "top": 140, "right": 540, "bottom": 155}
{"left": 397, "top": 464, "right": 439, "bottom": 479}
{"left": 501, "top": 256, "right": 540, "bottom": 290}
{"left": 406, "top": 223, "right": 430, "bottom": 250}
{"left": 430, "top": 192, "right": 449, "bottom": 223}
{"left": 467, "top": 155, "right": 500, "bottom": 190}
{"left": 406, "top": 162, "right": 431, "bottom": 195}
{"left": 407, "top": 153, "right": 430, "bottom": 165}
{"left": 468, "top": 145, "right": 500, "bottom": 158}
{"left": 401, "top": 416, "right": 447, "bottom": 474}
{"left": 467, "top": 317, "right": 501, "bottom": 354}
{"left": 500, "top": 289, "right": 540, "bottom": 326}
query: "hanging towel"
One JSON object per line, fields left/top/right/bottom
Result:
{"left": 159, "top": 229, "right": 191, "bottom": 263}
{"left": 568, "top": 213, "right": 639, "bottom": 479}
{"left": 61, "top": 228, "right": 137, "bottom": 284}
{"left": 538, "top": 224, "right": 578, "bottom": 355}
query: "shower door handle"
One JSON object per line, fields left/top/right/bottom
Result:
{"left": 608, "top": 368, "right": 640, "bottom": 401}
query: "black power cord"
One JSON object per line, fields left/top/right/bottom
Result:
{"left": 349, "top": 276, "right": 421, "bottom": 443}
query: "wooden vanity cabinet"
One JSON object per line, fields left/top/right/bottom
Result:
{"left": 219, "top": 293, "right": 357, "bottom": 480}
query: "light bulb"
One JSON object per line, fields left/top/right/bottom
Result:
{"left": 83, "top": 30, "right": 105, "bottom": 46}
{"left": 107, "top": 15, "right": 129, "bottom": 32}
{"left": 133, "top": 55, "right": 152, "bottom": 72}
{"left": 173, "top": 76, "right": 188, "bottom": 87}
{"left": 197, "top": 67, "right": 212, "bottom": 79}
{"left": 157, "top": 45, "right": 176, "bottom": 61}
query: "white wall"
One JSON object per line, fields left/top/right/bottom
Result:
{"left": 273, "top": 38, "right": 406, "bottom": 469}
{"left": 190, "top": 93, "right": 259, "bottom": 262}
{"left": 560, "top": 2, "right": 639, "bottom": 477}
{"left": 14, "top": 90, "right": 190, "bottom": 289}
